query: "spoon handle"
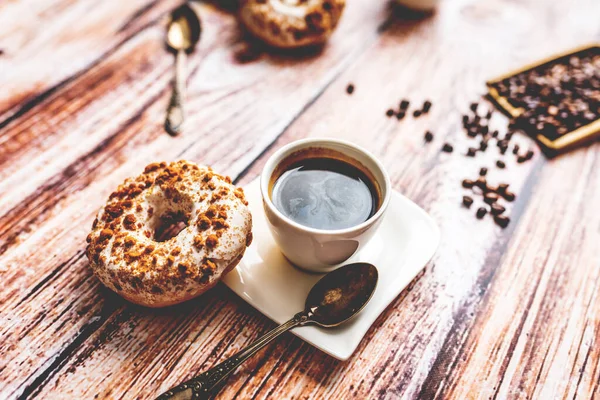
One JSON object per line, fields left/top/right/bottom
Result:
{"left": 156, "top": 312, "right": 310, "bottom": 400}
{"left": 165, "top": 49, "right": 186, "bottom": 136}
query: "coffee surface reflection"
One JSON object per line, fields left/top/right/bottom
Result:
{"left": 271, "top": 157, "right": 378, "bottom": 230}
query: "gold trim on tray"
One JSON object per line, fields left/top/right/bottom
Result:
{"left": 486, "top": 43, "right": 600, "bottom": 155}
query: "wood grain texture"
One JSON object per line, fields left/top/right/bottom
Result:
{"left": 0, "top": 0, "right": 599, "bottom": 399}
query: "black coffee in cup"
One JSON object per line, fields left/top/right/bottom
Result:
{"left": 270, "top": 148, "right": 381, "bottom": 230}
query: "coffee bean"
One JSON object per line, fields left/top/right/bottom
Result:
{"left": 462, "top": 179, "right": 474, "bottom": 188}
{"left": 423, "top": 101, "right": 432, "bottom": 113}
{"left": 475, "top": 176, "right": 487, "bottom": 188}
{"left": 524, "top": 150, "right": 534, "bottom": 160}
{"left": 470, "top": 103, "right": 478, "bottom": 113}
{"left": 492, "top": 130, "right": 499, "bottom": 138}
{"left": 466, "top": 147, "right": 477, "bottom": 157}
{"left": 484, "top": 193, "right": 499, "bottom": 204}
{"left": 497, "top": 183, "right": 509, "bottom": 193}
{"left": 480, "top": 141, "right": 488, "bottom": 151}
{"left": 479, "top": 167, "right": 488, "bottom": 176}
{"left": 386, "top": 109, "right": 395, "bottom": 117}
{"left": 462, "top": 115, "right": 469, "bottom": 125}
{"left": 442, "top": 143, "right": 453, "bottom": 153}
{"left": 400, "top": 100, "right": 410, "bottom": 110}
{"left": 476, "top": 207, "right": 487, "bottom": 219}
{"left": 496, "top": 160, "right": 506, "bottom": 169}
{"left": 396, "top": 112, "right": 405, "bottom": 120}
{"left": 468, "top": 129, "right": 478, "bottom": 138}
{"left": 486, "top": 184, "right": 499, "bottom": 193}
{"left": 503, "top": 191, "right": 516, "bottom": 202}
{"left": 424, "top": 131, "right": 434, "bottom": 142}
{"left": 494, "top": 215, "right": 510, "bottom": 228}
{"left": 481, "top": 126, "right": 489, "bottom": 135}
{"left": 346, "top": 84, "right": 354, "bottom": 94}
{"left": 413, "top": 110, "right": 422, "bottom": 118}
{"left": 517, "top": 155, "right": 527, "bottom": 163}
{"left": 513, "top": 144, "right": 520, "bottom": 154}
{"left": 491, "top": 203, "right": 506, "bottom": 215}
{"left": 462, "top": 196, "right": 474, "bottom": 208}
{"left": 485, "top": 111, "right": 493, "bottom": 119}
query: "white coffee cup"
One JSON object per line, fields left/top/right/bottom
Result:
{"left": 260, "top": 138, "right": 391, "bottom": 272}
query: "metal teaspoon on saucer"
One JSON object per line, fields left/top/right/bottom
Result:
{"left": 164, "top": 3, "right": 201, "bottom": 136}
{"left": 156, "top": 262, "right": 379, "bottom": 400}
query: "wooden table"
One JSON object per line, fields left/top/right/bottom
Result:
{"left": 1, "top": 0, "right": 599, "bottom": 398}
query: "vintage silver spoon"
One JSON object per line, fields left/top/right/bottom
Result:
{"left": 156, "top": 262, "right": 378, "bottom": 400}
{"left": 164, "top": 3, "right": 201, "bottom": 136}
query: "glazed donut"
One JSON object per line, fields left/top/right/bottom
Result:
{"left": 86, "top": 161, "right": 252, "bottom": 308}
{"left": 239, "top": 0, "right": 346, "bottom": 48}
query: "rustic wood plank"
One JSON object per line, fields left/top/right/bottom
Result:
{"left": 432, "top": 148, "right": 600, "bottom": 399}
{"left": 1, "top": 0, "right": 599, "bottom": 399}
{"left": 0, "top": 0, "right": 178, "bottom": 118}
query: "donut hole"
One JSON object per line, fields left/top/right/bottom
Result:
{"left": 153, "top": 211, "right": 189, "bottom": 242}
{"left": 146, "top": 191, "right": 194, "bottom": 242}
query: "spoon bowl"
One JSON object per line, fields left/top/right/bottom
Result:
{"left": 306, "top": 262, "right": 378, "bottom": 327}
{"left": 166, "top": 4, "right": 201, "bottom": 52}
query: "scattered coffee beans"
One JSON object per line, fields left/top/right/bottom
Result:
{"left": 462, "top": 196, "right": 474, "bottom": 208}
{"left": 484, "top": 193, "right": 499, "bottom": 204}
{"left": 503, "top": 191, "right": 516, "bottom": 202}
{"left": 497, "top": 183, "right": 509, "bottom": 194}
{"left": 494, "top": 215, "right": 510, "bottom": 228}
{"left": 476, "top": 207, "right": 487, "bottom": 219}
{"left": 524, "top": 150, "right": 534, "bottom": 160}
{"left": 491, "top": 203, "right": 506, "bottom": 215}
{"left": 423, "top": 101, "right": 432, "bottom": 113}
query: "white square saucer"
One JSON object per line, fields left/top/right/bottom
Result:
{"left": 222, "top": 178, "right": 440, "bottom": 360}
